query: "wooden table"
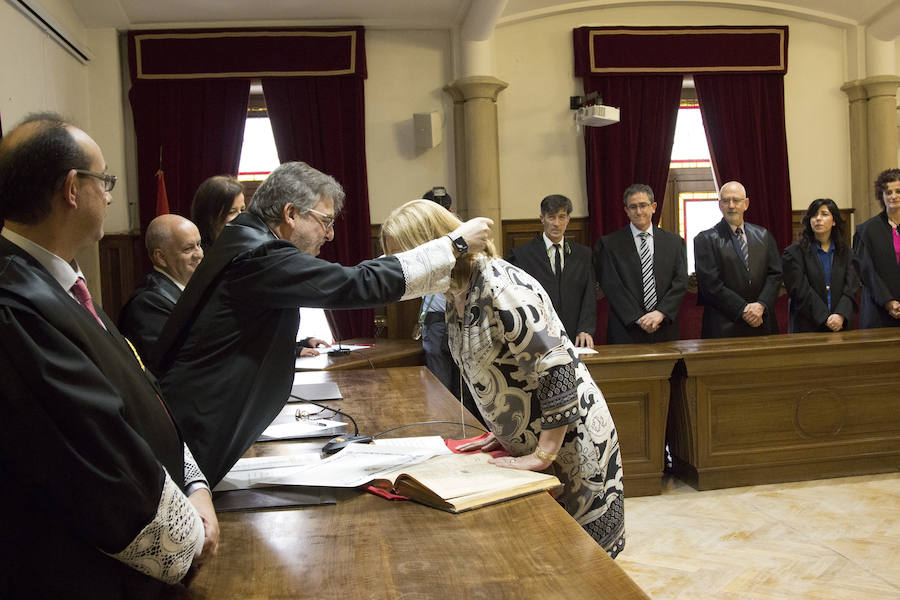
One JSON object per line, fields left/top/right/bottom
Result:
{"left": 580, "top": 345, "right": 681, "bottom": 497}
{"left": 295, "top": 337, "right": 424, "bottom": 371}
{"left": 667, "top": 328, "right": 900, "bottom": 490}
{"left": 174, "top": 368, "right": 648, "bottom": 599}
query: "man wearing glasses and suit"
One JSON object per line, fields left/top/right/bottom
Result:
{"left": 594, "top": 184, "right": 688, "bottom": 344}
{"left": 153, "top": 161, "right": 494, "bottom": 486}
{"left": 694, "top": 180, "right": 782, "bottom": 338}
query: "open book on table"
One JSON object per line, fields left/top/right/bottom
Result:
{"left": 370, "top": 451, "right": 561, "bottom": 514}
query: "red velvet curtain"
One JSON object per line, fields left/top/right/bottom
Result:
{"left": 582, "top": 75, "right": 682, "bottom": 239}
{"left": 263, "top": 77, "right": 374, "bottom": 338}
{"left": 129, "top": 79, "right": 250, "bottom": 234}
{"left": 694, "top": 73, "right": 793, "bottom": 249}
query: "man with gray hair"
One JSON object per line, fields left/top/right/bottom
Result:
{"left": 154, "top": 161, "right": 493, "bottom": 485}
{"left": 118, "top": 213, "right": 203, "bottom": 360}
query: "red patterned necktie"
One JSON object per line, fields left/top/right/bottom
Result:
{"left": 70, "top": 278, "right": 104, "bottom": 326}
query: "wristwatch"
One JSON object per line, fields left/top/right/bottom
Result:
{"left": 447, "top": 235, "right": 468, "bottom": 256}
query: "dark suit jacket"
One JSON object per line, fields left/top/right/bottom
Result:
{"left": 118, "top": 270, "right": 181, "bottom": 363}
{"left": 853, "top": 211, "right": 900, "bottom": 328}
{"left": 0, "top": 237, "right": 184, "bottom": 599}
{"left": 154, "top": 212, "right": 408, "bottom": 485}
{"left": 781, "top": 242, "right": 859, "bottom": 333}
{"left": 505, "top": 235, "right": 596, "bottom": 340}
{"left": 594, "top": 225, "right": 688, "bottom": 344}
{"left": 694, "top": 219, "right": 782, "bottom": 338}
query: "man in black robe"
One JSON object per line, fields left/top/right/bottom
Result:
{"left": 0, "top": 113, "right": 217, "bottom": 598}
{"left": 154, "top": 162, "right": 494, "bottom": 486}
{"left": 118, "top": 213, "right": 203, "bottom": 361}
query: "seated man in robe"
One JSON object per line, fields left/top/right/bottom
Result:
{"left": 118, "top": 213, "right": 203, "bottom": 361}
{"left": 0, "top": 112, "right": 217, "bottom": 598}
{"left": 153, "top": 161, "right": 493, "bottom": 486}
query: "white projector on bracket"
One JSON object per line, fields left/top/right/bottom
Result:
{"left": 575, "top": 104, "right": 620, "bottom": 127}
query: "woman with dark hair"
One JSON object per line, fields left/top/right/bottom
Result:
{"left": 782, "top": 198, "right": 859, "bottom": 333}
{"left": 190, "top": 175, "right": 245, "bottom": 249}
{"left": 380, "top": 199, "right": 625, "bottom": 558}
{"left": 853, "top": 168, "right": 900, "bottom": 328}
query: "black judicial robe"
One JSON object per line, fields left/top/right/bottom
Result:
{"left": 853, "top": 211, "right": 900, "bottom": 329}
{"left": 694, "top": 219, "right": 782, "bottom": 338}
{"left": 118, "top": 270, "right": 182, "bottom": 363}
{"left": 504, "top": 235, "right": 596, "bottom": 339}
{"left": 154, "top": 212, "right": 407, "bottom": 486}
{"left": 0, "top": 238, "right": 185, "bottom": 599}
{"left": 595, "top": 225, "right": 688, "bottom": 344}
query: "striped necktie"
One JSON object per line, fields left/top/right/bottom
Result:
{"left": 735, "top": 227, "right": 750, "bottom": 268}
{"left": 639, "top": 232, "right": 657, "bottom": 311}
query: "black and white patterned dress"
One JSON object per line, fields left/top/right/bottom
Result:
{"left": 447, "top": 256, "right": 625, "bottom": 557}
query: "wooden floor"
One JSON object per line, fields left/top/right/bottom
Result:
{"left": 618, "top": 472, "right": 900, "bottom": 599}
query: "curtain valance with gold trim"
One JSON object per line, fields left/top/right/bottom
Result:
{"left": 574, "top": 26, "right": 788, "bottom": 76}
{"left": 128, "top": 27, "right": 366, "bottom": 81}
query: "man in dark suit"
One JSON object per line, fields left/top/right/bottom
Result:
{"left": 118, "top": 213, "right": 203, "bottom": 361}
{"left": 594, "top": 184, "right": 687, "bottom": 343}
{"left": 505, "top": 194, "right": 595, "bottom": 347}
{"left": 694, "top": 181, "right": 782, "bottom": 338}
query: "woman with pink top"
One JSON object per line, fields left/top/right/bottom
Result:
{"left": 853, "top": 168, "right": 900, "bottom": 328}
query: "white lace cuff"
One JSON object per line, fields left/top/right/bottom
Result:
{"left": 183, "top": 443, "right": 209, "bottom": 492}
{"left": 396, "top": 237, "right": 456, "bottom": 301}
{"left": 107, "top": 469, "right": 204, "bottom": 584}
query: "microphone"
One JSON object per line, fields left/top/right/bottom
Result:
{"left": 324, "top": 309, "right": 351, "bottom": 356}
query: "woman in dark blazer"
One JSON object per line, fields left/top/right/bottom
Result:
{"left": 782, "top": 198, "right": 859, "bottom": 333}
{"left": 853, "top": 168, "right": 900, "bottom": 328}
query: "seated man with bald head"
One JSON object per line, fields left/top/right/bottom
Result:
{"left": 118, "top": 213, "right": 203, "bottom": 361}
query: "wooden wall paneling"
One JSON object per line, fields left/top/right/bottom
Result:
{"left": 98, "top": 233, "right": 142, "bottom": 322}
{"left": 581, "top": 344, "right": 681, "bottom": 497}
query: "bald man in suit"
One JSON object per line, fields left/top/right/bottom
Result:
{"left": 694, "top": 181, "right": 782, "bottom": 338}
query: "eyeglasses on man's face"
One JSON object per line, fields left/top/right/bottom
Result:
{"left": 306, "top": 207, "right": 336, "bottom": 231}
{"left": 75, "top": 169, "right": 117, "bottom": 192}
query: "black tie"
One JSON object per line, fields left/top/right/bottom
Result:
{"left": 553, "top": 243, "right": 562, "bottom": 285}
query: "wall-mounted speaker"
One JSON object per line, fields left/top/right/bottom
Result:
{"left": 413, "top": 112, "right": 442, "bottom": 149}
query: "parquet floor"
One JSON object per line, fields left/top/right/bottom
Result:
{"left": 617, "top": 473, "right": 900, "bottom": 599}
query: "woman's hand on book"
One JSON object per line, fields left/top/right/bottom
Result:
{"left": 456, "top": 432, "right": 501, "bottom": 453}
{"left": 489, "top": 453, "right": 551, "bottom": 472}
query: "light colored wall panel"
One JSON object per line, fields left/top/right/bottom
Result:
{"left": 365, "top": 29, "right": 456, "bottom": 223}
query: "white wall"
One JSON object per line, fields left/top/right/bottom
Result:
{"left": 364, "top": 29, "right": 456, "bottom": 223}
{"left": 86, "top": 28, "right": 130, "bottom": 233}
{"left": 493, "top": 6, "right": 853, "bottom": 218}
{"left": 0, "top": 1, "right": 90, "bottom": 129}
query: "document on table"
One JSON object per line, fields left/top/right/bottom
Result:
{"left": 573, "top": 347, "right": 598, "bottom": 355}
{"left": 214, "top": 452, "right": 323, "bottom": 492}
{"left": 255, "top": 435, "right": 452, "bottom": 488}
{"left": 258, "top": 402, "right": 347, "bottom": 441}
